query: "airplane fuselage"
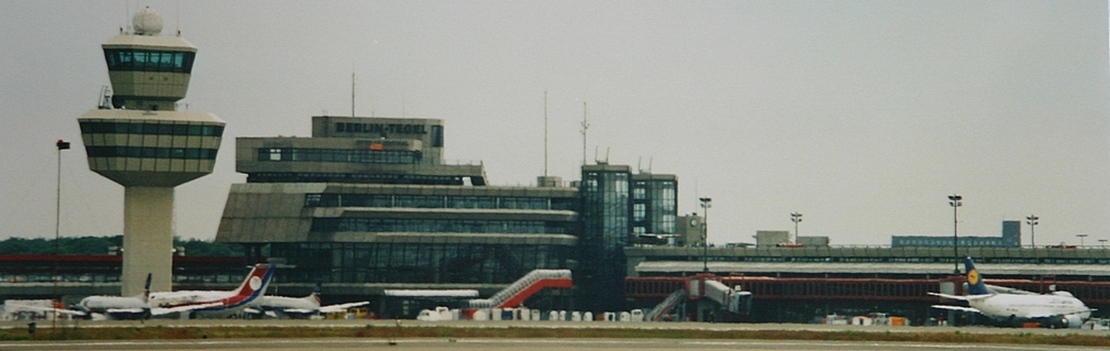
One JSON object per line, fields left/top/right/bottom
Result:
{"left": 971, "top": 293, "right": 1091, "bottom": 322}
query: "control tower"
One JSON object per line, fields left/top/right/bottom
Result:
{"left": 77, "top": 7, "right": 225, "bottom": 296}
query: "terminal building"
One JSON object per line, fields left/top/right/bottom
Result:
{"left": 215, "top": 115, "right": 682, "bottom": 313}
{"left": 891, "top": 220, "right": 1021, "bottom": 248}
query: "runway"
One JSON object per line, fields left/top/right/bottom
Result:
{"left": 0, "top": 338, "right": 1105, "bottom": 351}
{"left": 1, "top": 320, "right": 1108, "bottom": 350}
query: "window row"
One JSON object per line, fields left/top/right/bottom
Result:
{"left": 104, "top": 49, "right": 196, "bottom": 73}
{"left": 310, "top": 218, "right": 570, "bottom": 234}
{"left": 85, "top": 146, "right": 218, "bottom": 160}
{"left": 258, "top": 148, "right": 422, "bottom": 164}
{"left": 304, "top": 193, "right": 577, "bottom": 211}
{"left": 270, "top": 242, "right": 571, "bottom": 284}
{"left": 247, "top": 172, "right": 464, "bottom": 185}
{"left": 80, "top": 121, "right": 223, "bottom": 137}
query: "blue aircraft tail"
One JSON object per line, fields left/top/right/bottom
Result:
{"left": 964, "top": 256, "right": 992, "bottom": 295}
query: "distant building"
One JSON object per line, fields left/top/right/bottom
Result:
{"left": 754, "top": 231, "right": 790, "bottom": 247}
{"left": 891, "top": 220, "right": 1020, "bottom": 248}
{"left": 796, "top": 236, "right": 830, "bottom": 247}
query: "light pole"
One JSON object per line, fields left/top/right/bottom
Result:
{"left": 1099, "top": 239, "right": 1107, "bottom": 248}
{"left": 948, "top": 194, "right": 962, "bottom": 274}
{"left": 699, "top": 197, "right": 712, "bottom": 273}
{"left": 1025, "top": 215, "right": 1038, "bottom": 248}
{"left": 790, "top": 212, "right": 802, "bottom": 244}
{"left": 53, "top": 139, "right": 69, "bottom": 327}
{"left": 1077, "top": 233, "right": 1088, "bottom": 247}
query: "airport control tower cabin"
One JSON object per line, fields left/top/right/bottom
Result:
{"left": 77, "top": 7, "right": 225, "bottom": 296}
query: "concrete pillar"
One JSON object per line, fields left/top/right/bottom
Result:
{"left": 122, "top": 186, "right": 174, "bottom": 296}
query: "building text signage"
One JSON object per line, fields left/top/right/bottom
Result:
{"left": 335, "top": 122, "right": 428, "bottom": 135}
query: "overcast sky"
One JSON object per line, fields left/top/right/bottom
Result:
{"left": 2, "top": 1, "right": 1107, "bottom": 247}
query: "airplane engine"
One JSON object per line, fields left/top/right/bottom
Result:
{"left": 1064, "top": 315, "right": 1084, "bottom": 329}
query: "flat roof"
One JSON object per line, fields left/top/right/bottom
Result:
{"left": 636, "top": 261, "right": 1110, "bottom": 276}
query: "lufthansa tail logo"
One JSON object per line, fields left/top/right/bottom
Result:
{"left": 967, "top": 269, "right": 980, "bottom": 285}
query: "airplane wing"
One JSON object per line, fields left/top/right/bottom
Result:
{"left": 151, "top": 302, "right": 223, "bottom": 316}
{"left": 928, "top": 292, "right": 992, "bottom": 302}
{"left": 1022, "top": 308, "right": 1094, "bottom": 320}
{"left": 105, "top": 308, "right": 146, "bottom": 314}
{"left": 931, "top": 304, "right": 981, "bottom": 314}
{"left": 319, "top": 301, "right": 370, "bottom": 313}
{"left": 6, "top": 302, "right": 87, "bottom": 317}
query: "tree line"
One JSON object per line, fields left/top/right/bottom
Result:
{"left": 0, "top": 235, "right": 242, "bottom": 257}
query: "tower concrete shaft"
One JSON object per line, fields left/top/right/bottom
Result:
{"left": 122, "top": 187, "right": 174, "bottom": 294}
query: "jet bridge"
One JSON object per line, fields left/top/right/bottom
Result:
{"left": 645, "top": 274, "right": 753, "bottom": 322}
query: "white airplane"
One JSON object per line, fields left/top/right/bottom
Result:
{"left": 73, "top": 263, "right": 274, "bottom": 320}
{"left": 74, "top": 273, "right": 154, "bottom": 320}
{"left": 247, "top": 282, "right": 369, "bottom": 319}
{"left": 931, "top": 257, "right": 1092, "bottom": 328}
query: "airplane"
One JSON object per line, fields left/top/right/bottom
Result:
{"left": 71, "top": 263, "right": 274, "bottom": 320}
{"left": 930, "top": 256, "right": 1092, "bottom": 328}
{"left": 246, "top": 282, "right": 369, "bottom": 319}
{"left": 74, "top": 273, "right": 154, "bottom": 320}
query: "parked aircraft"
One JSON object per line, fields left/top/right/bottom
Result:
{"left": 71, "top": 263, "right": 273, "bottom": 320}
{"left": 931, "top": 257, "right": 1091, "bottom": 328}
{"left": 247, "top": 282, "right": 369, "bottom": 319}
{"left": 74, "top": 273, "right": 154, "bottom": 320}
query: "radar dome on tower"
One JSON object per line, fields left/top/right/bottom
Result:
{"left": 132, "top": 7, "right": 163, "bottom": 36}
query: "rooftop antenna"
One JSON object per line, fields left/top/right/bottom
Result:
{"left": 351, "top": 71, "right": 356, "bottom": 118}
{"left": 637, "top": 157, "right": 642, "bottom": 173}
{"left": 580, "top": 101, "right": 589, "bottom": 166}
{"left": 175, "top": 0, "right": 180, "bottom": 36}
{"left": 544, "top": 91, "right": 549, "bottom": 177}
{"left": 648, "top": 157, "right": 653, "bottom": 173}
{"left": 97, "top": 86, "right": 112, "bottom": 109}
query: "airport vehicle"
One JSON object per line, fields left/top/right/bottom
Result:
{"left": 75, "top": 263, "right": 273, "bottom": 320}
{"left": 931, "top": 257, "right": 1091, "bottom": 328}
{"left": 247, "top": 282, "right": 369, "bottom": 319}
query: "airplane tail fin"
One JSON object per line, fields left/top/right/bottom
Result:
{"left": 308, "top": 280, "right": 323, "bottom": 305}
{"left": 233, "top": 263, "right": 275, "bottom": 298}
{"left": 142, "top": 273, "right": 152, "bottom": 303}
{"left": 964, "top": 256, "right": 992, "bottom": 295}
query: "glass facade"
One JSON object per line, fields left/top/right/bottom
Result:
{"left": 258, "top": 147, "right": 423, "bottom": 165}
{"left": 310, "top": 218, "right": 570, "bottom": 234}
{"left": 303, "top": 193, "right": 577, "bottom": 211}
{"left": 246, "top": 172, "right": 464, "bottom": 185}
{"left": 80, "top": 121, "right": 223, "bottom": 136}
{"left": 631, "top": 178, "right": 677, "bottom": 236}
{"left": 85, "top": 146, "right": 218, "bottom": 160}
{"left": 271, "top": 242, "right": 571, "bottom": 284}
{"left": 578, "top": 166, "right": 631, "bottom": 311}
{"left": 104, "top": 49, "right": 196, "bottom": 73}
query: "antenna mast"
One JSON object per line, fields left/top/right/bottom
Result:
{"left": 351, "top": 72, "right": 356, "bottom": 117}
{"left": 544, "top": 91, "right": 549, "bottom": 177}
{"left": 580, "top": 101, "right": 589, "bottom": 166}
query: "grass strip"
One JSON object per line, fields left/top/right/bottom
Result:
{"left": 1, "top": 325, "right": 1107, "bottom": 347}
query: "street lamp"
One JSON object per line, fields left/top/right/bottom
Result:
{"left": 699, "top": 197, "right": 712, "bottom": 273}
{"left": 1025, "top": 215, "right": 1038, "bottom": 248}
{"left": 790, "top": 212, "right": 802, "bottom": 244}
{"left": 1077, "top": 233, "right": 1089, "bottom": 247}
{"left": 1099, "top": 239, "right": 1107, "bottom": 248}
{"left": 53, "top": 139, "right": 69, "bottom": 326}
{"left": 948, "top": 194, "right": 962, "bottom": 274}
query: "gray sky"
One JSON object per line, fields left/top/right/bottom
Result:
{"left": 2, "top": 1, "right": 1107, "bottom": 247}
